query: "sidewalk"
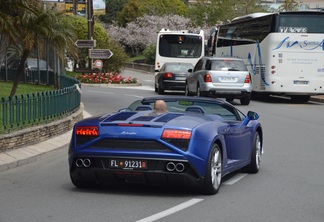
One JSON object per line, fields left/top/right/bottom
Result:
{"left": 1, "top": 96, "right": 323, "bottom": 172}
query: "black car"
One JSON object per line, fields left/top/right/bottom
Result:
{"left": 155, "top": 62, "right": 193, "bottom": 94}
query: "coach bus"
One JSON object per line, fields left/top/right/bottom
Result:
{"left": 213, "top": 11, "right": 324, "bottom": 102}
{"left": 155, "top": 29, "right": 205, "bottom": 71}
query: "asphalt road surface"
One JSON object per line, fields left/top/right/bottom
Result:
{"left": 0, "top": 70, "right": 323, "bottom": 222}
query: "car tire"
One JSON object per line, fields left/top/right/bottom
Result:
{"left": 157, "top": 85, "right": 164, "bottom": 95}
{"left": 240, "top": 94, "right": 251, "bottom": 105}
{"left": 196, "top": 84, "right": 206, "bottom": 97}
{"left": 200, "top": 143, "right": 222, "bottom": 195}
{"left": 154, "top": 83, "right": 158, "bottom": 92}
{"left": 242, "top": 131, "right": 261, "bottom": 174}
{"left": 226, "top": 97, "right": 234, "bottom": 102}
{"left": 185, "top": 83, "right": 191, "bottom": 96}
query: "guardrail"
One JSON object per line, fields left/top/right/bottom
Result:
{"left": 0, "top": 68, "right": 81, "bottom": 133}
{"left": 123, "top": 62, "right": 155, "bottom": 73}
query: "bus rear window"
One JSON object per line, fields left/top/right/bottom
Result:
{"left": 159, "top": 35, "right": 203, "bottom": 58}
{"left": 278, "top": 14, "right": 324, "bottom": 33}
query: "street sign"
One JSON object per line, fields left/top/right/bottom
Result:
{"left": 75, "top": 39, "right": 96, "bottom": 48}
{"left": 74, "top": 68, "right": 100, "bottom": 73}
{"left": 89, "top": 49, "right": 113, "bottom": 59}
{"left": 94, "top": 60, "right": 103, "bottom": 68}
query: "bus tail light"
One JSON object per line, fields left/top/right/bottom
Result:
{"left": 271, "top": 65, "right": 276, "bottom": 74}
{"left": 204, "top": 74, "right": 212, "bottom": 82}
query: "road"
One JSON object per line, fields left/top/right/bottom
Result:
{"left": 0, "top": 70, "right": 323, "bottom": 222}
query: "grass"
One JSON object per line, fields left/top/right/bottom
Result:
{"left": 0, "top": 82, "right": 54, "bottom": 98}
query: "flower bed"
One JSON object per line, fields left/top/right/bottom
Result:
{"left": 75, "top": 73, "right": 137, "bottom": 84}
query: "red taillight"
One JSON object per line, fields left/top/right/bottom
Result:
{"left": 244, "top": 75, "right": 251, "bottom": 83}
{"left": 204, "top": 74, "right": 212, "bottom": 82}
{"left": 161, "top": 129, "right": 191, "bottom": 139}
{"left": 163, "top": 72, "right": 173, "bottom": 78}
{"left": 76, "top": 126, "right": 99, "bottom": 136}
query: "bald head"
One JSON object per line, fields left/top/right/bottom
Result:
{"left": 153, "top": 100, "right": 167, "bottom": 114}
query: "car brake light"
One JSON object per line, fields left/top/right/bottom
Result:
{"left": 76, "top": 126, "right": 99, "bottom": 136}
{"left": 244, "top": 75, "right": 251, "bottom": 83}
{"left": 163, "top": 72, "right": 173, "bottom": 78}
{"left": 204, "top": 74, "right": 212, "bottom": 82}
{"left": 118, "top": 123, "right": 143, "bottom": 127}
{"left": 161, "top": 129, "right": 191, "bottom": 139}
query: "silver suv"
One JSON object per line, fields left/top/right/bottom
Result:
{"left": 185, "top": 57, "right": 252, "bottom": 105}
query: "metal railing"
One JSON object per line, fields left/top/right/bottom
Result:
{"left": 0, "top": 68, "right": 81, "bottom": 133}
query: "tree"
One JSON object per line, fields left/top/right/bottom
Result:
{"left": 1, "top": 0, "right": 75, "bottom": 98}
{"left": 98, "top": 0, "right": 128, "bottom": 24}
{"left": 117, "top": 0, "right": 188, "bottom": 27}
{"left": 279, "top": 0, "right": 299, "bottom": 12}
{"left": 0, "top": 0, "right": 32, "bottom": 65}
{"left": 106, "top": 14, "right": 193, "bottom": 55}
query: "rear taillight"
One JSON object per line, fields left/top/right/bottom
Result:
{"left": 204, "top": 74, "right": 212, "bottom": 82}
{"left": 161, "top": 129, "right": 191, "bottom": 139}
{"left": 163, "top": 72, "right": 173, "bottom": 78}
{"left": 76, "top": 126, "right": 99, "bottom": 136}
{"left": 244, "top": 75, "right": 251, "bottom": 83}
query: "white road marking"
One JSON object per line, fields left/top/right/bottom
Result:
{"left": 222, "top": 173, "right": 247, "bottom": 185}
{"left": 135, "top": 198, "right": 204, "bottom": 222}
{"left": 124, "top": 94, "right": 144, "bottom": 99}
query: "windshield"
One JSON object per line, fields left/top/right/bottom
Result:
{"left": 127, "top": 98, "right": 244, "bottom": 121}
{"left": 159, "top": 35, "right": 203, "bottom": 58}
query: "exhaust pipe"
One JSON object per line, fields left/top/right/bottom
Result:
{"left": 76, "top": 159, "right": 84, "bottom": 168}
{"left": 75, "top": 158, "right": 91, "bottom": 168}
{"left": 83, "top": 159, "right": 91, "bottom": 168}
{"left": 175, "top": 163, "right": 185, "bottom": 172}
{"left": 166, "top": 162, "right": 175, "bottom": 172}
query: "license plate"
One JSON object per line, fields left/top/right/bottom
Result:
{"left": 175, "top": 77, "right": 186, "bottom": 80}
{"left": 294, "top": 80, "right": 309, "bottom": 85}
{"left": 220, "top": 77, "right": 237, "bottom": 82}
{"left": 109, "top": 159, "right": 148, "bottom": 170}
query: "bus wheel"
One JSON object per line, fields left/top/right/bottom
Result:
{"left": 291, "top": 95, "right": 310, "bottom": 102}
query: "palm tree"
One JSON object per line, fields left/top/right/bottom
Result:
{"left": 279, "top": 0, "right": 299, "bottom": 12}
{"left": 1, "top": 0, "right": 77, "bottom": 98}
{"left": 0, "top": 0, "right": 32, "bottom": 64}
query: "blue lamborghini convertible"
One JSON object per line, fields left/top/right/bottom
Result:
{"left": 69, "top": 96, "right": 263, "bottom": 195}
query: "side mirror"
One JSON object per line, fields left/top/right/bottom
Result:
{"left": 247, "top": 111, "right": 259, "bottom": 120}
{"left": 188, "top": 68, "right": 193, "bottom": 72}
{"left": 242, "top": 111, "right": 259, "bottom": 125}
{"left": 155, "top": 69, "right": 160, "bottom": 72}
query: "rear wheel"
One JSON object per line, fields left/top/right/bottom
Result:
{"left": 200, "top": 144, "right": 222, "bottom": 195}
{"left": 196, "top": 84, "right": 207, "bottom": 97}
{"left": 240, "top": 94, "right": 251, "bottom": 105}
{"left": 157, "top": 84, "right": 164, "bottom": 95}
{"left": 185, "top": 83, "right": 192, "bottom": 96}
{"left": 242, "top": 132, "right": 261, "bottom": 173}
{"left": 291, "top": 95, "right": 310, "bottom": 102}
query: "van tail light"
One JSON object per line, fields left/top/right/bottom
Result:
{"left": 161, "top": 129, "right": 191, "bottom": 139}
{"left": 163, "top": 72, "right": 173, "bottom": 78}
{"left": 244, "top": 75, "right": 251, "bottom": 83}
{"left": 76, "top": 126, "right": 99, "bottom": 136}
{"left": 204, "top": 74, "right": 212, "bottom": 82}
